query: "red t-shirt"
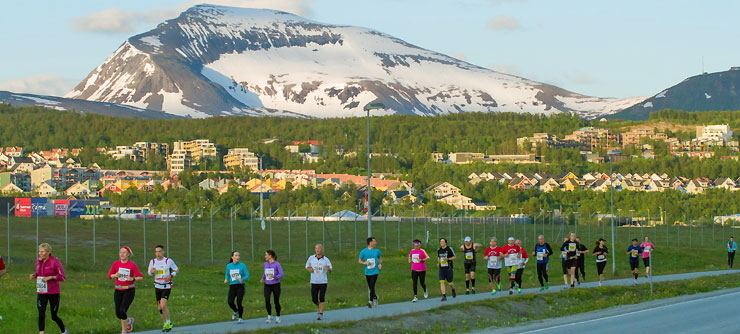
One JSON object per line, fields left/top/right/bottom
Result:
{"left": 108, "top": 260, "right": 143, "bottom": 290}
{"left": 521, "top": 248, "right": 529, "bottom": 260}
{"left": 0, "top": 256, "right": 5, "bottom": 271}
{"left": 484, "top": 247, "right": 501, "bottom": 258}
{"left": 499, "top": 244, "right": 522, "bottom": 255}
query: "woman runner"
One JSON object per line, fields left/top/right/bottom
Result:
{"left": 593, "top": 238, "right": 608, "bottom": 286}
{"left": 108, "top": 246, "right": 144, "bottom": 334}
{"left": 31, "top": 243, "right": 67, "bottom": 334}
{"left": 408, "top": 239, "right": 429, "bottom": 302}
{"left": 262, "top": 250, "right": 284, "bottom": 324}
{"left": 224, "top": 251, "right": 250, "bottom": 323}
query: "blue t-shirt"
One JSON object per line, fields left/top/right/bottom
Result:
{"left": 534, "top": 243, "right": 551, "bottom": 264}
{"left": 225, "top": 262, "right": 250, "bottom": 285}
{"left": 627, "top": 245, "right": 642, "bottom": 260}
{"left": 359, "top": 248, "right": 382, "bottom": 276}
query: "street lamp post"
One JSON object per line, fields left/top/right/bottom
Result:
{"left": 362, "top": 102, "right": 385, "bottom": 237}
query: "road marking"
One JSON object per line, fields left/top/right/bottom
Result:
{"left": 519, "top": 290, "right": 740, "bottom": 333}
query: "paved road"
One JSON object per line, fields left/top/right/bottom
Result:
{"left": 140, "top": 270, "right": 739, "bottom": 334}
{"left": 479, "top": 287, "right": 740, "bottom": 334}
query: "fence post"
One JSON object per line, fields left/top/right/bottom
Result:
{"left": 188, "top": 210, "right": 192, "bottom": 264}
{"left": 143, "top": 211, "right": 147, "bottom": 265}
{"left": 93, "top": 213, "right": 96, "bottom": 266}
{"left": 64, "top": 210, "right": 68, "bottom": 265}
{"left": 252, "top": 210, "right": 256, "bottom": 262}
{"left": 165, "top": 210, "right": 170, "bottom": 254}
{"left": 288, "top": 210, "right": 292, "bottom": 262}
{"left": 305, "top": 212, "right": 309, "bottom": 259}
{"left": 117, "top": 211, "right": 121, "bottom": 252}
{"left": 6, "top": 206, "right": 10, "bottom": 264}
{"left": 322, "top": 212, "right": 326, "bottom": 246}
{"left": 209, "top": 207, "right": 214, "bottom": 264}
{"left": 36, "top": 213, "right": 39, "bottom": 249}
{"left": 336, "top": 211, "right": 341, "bottom": 256}
{"left": 230, "top": 207, "right": 234, "bottom": 252}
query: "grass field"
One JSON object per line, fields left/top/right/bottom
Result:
{"left": 0, "top": 215, "right": 735, "bottom": 333}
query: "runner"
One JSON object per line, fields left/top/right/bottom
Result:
{"left": 560, "top": 237, "right": 568, "bottom": 287}
{"left": 436, "top": 238, "right": 457, "bottom": 301}
{"left": 147, "top": 245, "right": 178, "bottom": 332}
{"left": 305, "top": 244, "right": 332, "bottom": 320}
{"left": 575, "top": 236, "right": 589, "bottom": 284}
{"left": 108, "top": 246, "right": 144, "bottom": 333}
{"left": 31, "top": 243, "right": 67, "bottom": 334}
{"left": 483, "top": 237, "right": 503, "bottom": 295}
{"left": 727, "top": 236, "right": 737, "bottom": 269}
{"left": 640, "top": 236, "right": 655, "bottom": 277}
{"left": 459, "top": 236, "right": 482, "bottom": 294}
{"left": 627, "top": 239, "right": 642, "bottom": 285}
{"left": 0, "top": 253, "right": 5, "bottom": 277}
{"left": 499, "top": 237, "right": 523, "bottom": 295}
{"left": 262, "top": 250, "right": 284, "bottom": 324}
{"left": 514, "top": 239, "right": 529, "bottom": 294}
{"left": 533, "top": 235, "right": 553, "bottom": 291}
{"left": 593, "top": 238, "right": 608, "bottom": 286}
{"left": 560, "top": 233, "right": 579, "bottom": 288}
{"left": 224, "top": 251, "right": 250, "bottom": 323}
{"left": 408, "top": 239, "right": 429, "bottom": 302}
{"left": 358, "top": 237, "right": 382, "bottom": 308}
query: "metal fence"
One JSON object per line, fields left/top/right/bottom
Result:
{"left": 2, "top": 209, "right": 735, "bottom": 269}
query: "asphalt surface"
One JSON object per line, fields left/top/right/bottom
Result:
{"left": 140, "top": 269, "right": 740, "bottom": 334}
{"left": 479, "top": 287, "right": 740, "bottom": 334}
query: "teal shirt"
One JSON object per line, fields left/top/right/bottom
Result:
{"left": 225, "top": 262, "right": 250, "bottom": 285}
{"left": 728, "top": 241, "right": 738, "bottom": 252}
{"left": 359, "top": 248, "right": 382, "bottom": 276}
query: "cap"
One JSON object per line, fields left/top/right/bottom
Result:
{"left": 464, "top": 236, "right": 472, "bottom": 242}
{"left": 507, "top": 237, "right": 515, "bottom": 241}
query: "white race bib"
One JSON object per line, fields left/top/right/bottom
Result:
{"left": 155, "top": 266, "right": 168, "bottom": 279}
{"left": 265, "top": 268, "right": 275, "bottom": 281}
{"left": 631, "top": 250, "right": 639, "bottom": 257}
{"left": 643, "top": 246, "right": 652, "bottom": 254}
{"left": 36, "top": 277, "right": 48, "bottom": 293}
{"left": 505, "top": 254, "right": 519, "bottom": 267}
{"left": 117, "top": 268, "right": 131, "bottom": 281}
{"left": 536, "top": 252, "right": 545, "bottom": 261}
{"left": 488, "top": 255, "right": 499, "bottom": 267}
{"left": 313, "top": 265, "right": 324, "bottom": 273}
{"left": 439, "top": 256, "right": 449, "bottom": 267}
{"left": 465, "top": 252, "right": 474, "bottom": 260}
{"left": 568, "top": 244, "right": 576, "bottom": 252}
{"left": 411, "top": 253, "right": 421, "bottom": 263}
{"left": 230, "top": 269, "right": 241, "bottom": 281}
{"left": 597, "top": 254, "right": 606, "bottom": 260}
{"left": 366, "top": 258, "right": 376, "bottom": 269}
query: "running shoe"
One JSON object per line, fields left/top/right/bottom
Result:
{"left": 441, "top": 295, "right": 447, "bottom": 302}
{"left": 317, "top": 313, "right": 323, "bottom": 321}
{"left": 232, "top": 312, "right": 238, "bottom": 320}
{"left": 373, "top": 299, "right": 379, "bottom": 307}
{"left": 496, "top": 283, "right": 501, "bottom": 291}
{"left": 367, "top": 301, "right": 373, "bottom": 308}
{"left": 509, "top": 289, "right": 513, "bottom": 295}
{"left": 471, "top": 288, "right": 476, "bottom": 294}
{"left": 539, "top": 287, "right": 545, "bottom": 291}
{"left": 126, "top": 318, "right": 135, "bottom": 332}
{"left": 491, "top": 289, "right": 497, "bottom": 295}
{"left": 237, "top": 318, "right": 243, "bottom": 324}
{"left": 162, "top": 321, "right": 174, "bottom": 332}
{"left": 465, "top": 290, "right": 470, "bottom": 295}
{"left": 545, "top": 283, "right": 549, "bottom": 290}
{"left": 266, "top": 315, "right": 273, "bottom": 324}
{"left": 423, "top": 289, "right": 429, "bottom": 299}
{"left": 275, "top": 317, "right": 281, "bottom": 324}
{"left": 412, "top": 296, "right": 418, "bottom": 303}
{"left": 517, "top": 288, "right": 522, "bottom": 294}
{"left": 451, "top": 289, "right": 457, "bottom": 298}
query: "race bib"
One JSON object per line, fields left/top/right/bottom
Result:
{"left": 568, "top": 244, "right": 576, "bottom": 252}
{"left": 505, "top": 254, "right": 519, "bottom": 267}
{"left": 488, "top": 256, "right": 499, "bottom": 267}
{"left": 36, "top": 277, "right": 48, "bottom": 293}
{"left": 155, "top": 266, "right": 167, "bottom": 279}
{"left": 230, "top": 269, "right": 241, "bottom": 281}
{"left": 366, "top": 258, "right": 376, "bottom": 269}
{"left": 313, "top": 265, "right": 324, "bottom": 273}
{"left": 597, "top": 254, "right": 606, "bottom": 260}
{"left": 643, "top": 246, "right": 651, "bottom": 254}
{"left": 439, "top": 256, "right": 449, "bottom": 267}
{"left": 631, "top": 250, "right": 639, "bottom": 257}
{"left": 265, "top": 268, "right": 275, "bottom": 281}
{"left": 537, "top": 252, "right": 545, "bottom": 261}
{"left": 465, "top": 252, "right": 474, "bottom": 260}
{"left": 411, "top": 253, "right": 421, "bottom": 263}
{"left": 117, "top": 268, "right": 131, "bottom": 281}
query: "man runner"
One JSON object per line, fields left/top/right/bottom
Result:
{"left": 575, "top": 237, "right": 589, "bottom": 284}
{"left": 728, "top": 236, "right": 737, "bottom": 269}
{"left": 306, "top": 244, "right": 332, "bottom": 320}
{"left": 358, "top": 237, "right": 382, "bottom": 308}
{"left": 627, "top": 238, "right": 642, "bottom": 285}
{"left": 533, "top": 235, "right": 553, "bottom": 291}
{"left": 483, "top": 237, "right": 503, "bottom": 295}
{"left": 514, "top": 239, "right": 529, "bottom": 294}
{"left": 437, "top": 238, "right": 457, "bottom": 301}
{"left": 147, "top": 245, "right": 179, "bottom": 332}
{"left": 460, "top": 236, "right": 482, "bottom": 294}
{"left": 499, "top": 237, "right": 523, "bottom": 295}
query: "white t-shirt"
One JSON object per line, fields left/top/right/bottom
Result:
{"left": 148, "top": 257, "right": 179, "bottom": 289}
{"left": 306, "top": 255, "right": 332, "bottom": 284}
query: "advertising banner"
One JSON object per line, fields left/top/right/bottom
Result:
{"left": 14, "top": 198, "right": 32, "bottom": 217}
{"left": 53, "top": 199, "right": 69, "bottom": 217}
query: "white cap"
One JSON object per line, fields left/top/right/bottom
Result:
{"left": 464, "top": 236, "right": 472, "bottom": 242}
{"left": 508, "top": 237, "right": 515, "bottom": 241}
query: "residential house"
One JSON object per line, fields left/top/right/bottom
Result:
{"left": 35, "top": 182, "right": 59, "bottom": 198}
{"left": 65, "top": 182, "right": 92, "bottom": 197}
{"left": 0, "top": 183, "right": 23, "bottom": 194}
{"left": 426, "top": 182, "right": 462, "bottom": 198}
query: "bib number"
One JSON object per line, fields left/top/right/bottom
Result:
{"left": 118, "top": 268, "right": 131, "bottom": 281}
{"left": 505, "top": 254, "right": 519, "bottom": 267}
{"left": 411, "top": 254, "right": 421, "bottom": 263}
{"left": 439, "top": 256, "right": 449, "bottom": 267}
{"left": 537, "top": 252, "right": 545, "bottom": 261}
{"left": 313, "top": 265, "right": 324, "bottom": 273}
{"left": 366, "top": 258, "right": 376, "bottom": 269}
{"left": 488, "top": 256, "right": 499, "bottom": 267}
{"left": 155, "top": 266, "right": 167, "bottom": 279}
{"left": 36, "top": 277, "right": 48, "bottom": 293}
{"left": 265, "top": 268, "right": 275, "bottom": 281}
{"left": 568, "top": 244, "right": 576, "bottom": 252}
{"left": 631, "top": 250, "right": 639, "bottom": 257}
{"left": 597, "top": 254, "right": 606, "bottom": 260}
{"left": 230, "top": 269, "right": 241, "bottom": 282}
{"left": 465, "top": 252, "right": 474, "bottom": 260}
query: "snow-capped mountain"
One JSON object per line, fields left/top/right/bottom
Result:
{"left": 67, "top": 4, "right": 643, "bottom": 119}
{"left": 611, "top": 67, "right": 740, "bottom": 120}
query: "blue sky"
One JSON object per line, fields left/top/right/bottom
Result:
{"left": 0, "top": 0, "right": 738, "bottom": 98}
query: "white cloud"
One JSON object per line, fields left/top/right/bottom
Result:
{"left": 487, "top": 15, "right": 522, "bottom": 31}
{"left": 0, "top": 75, "right": 77, "bottom": 96}
{"left": 71, "top": 0, "right": 314, "bottom": 34}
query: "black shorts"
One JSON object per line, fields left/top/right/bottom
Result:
{"left": 155, "top": 288, "right": 171, "bottom": 302}
{"left": 630, "top": 259, "right": 640, "bottom": 270}
{"left": 311, "top": 283, "right": 327, "bottom": 305}
{"left": 438, "top": 268, "right": 454, "bottom": 282}
{"left": 464, "top": 262, "right": 476, "bottom": 274}
{"left": 596, "top": 261, "right": 607, "bottom": 275}
{"left": 487, "top": 268, "right": 501, "bottom": 281}
{"left": 565, "top": 258, "right": 578, "bottom": 268}
{"left": 643, "top": 257, "right": 651, "bottom": 267}
{"left": 561, "top": 260, "right": 568, "bottom": 274}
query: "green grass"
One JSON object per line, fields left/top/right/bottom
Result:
{"left": 244, "top": 273, "right": 740, "bottom": 334}
{"left": 0, "top": 216, "right": 734, "bottom": 333}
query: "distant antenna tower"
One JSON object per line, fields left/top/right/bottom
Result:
{"left": 701, "top": 56, "right": 705, "bottom": 74}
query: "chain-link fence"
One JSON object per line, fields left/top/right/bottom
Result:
{"left": 2, "top": 207, "right": 736, "bottom": 270}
